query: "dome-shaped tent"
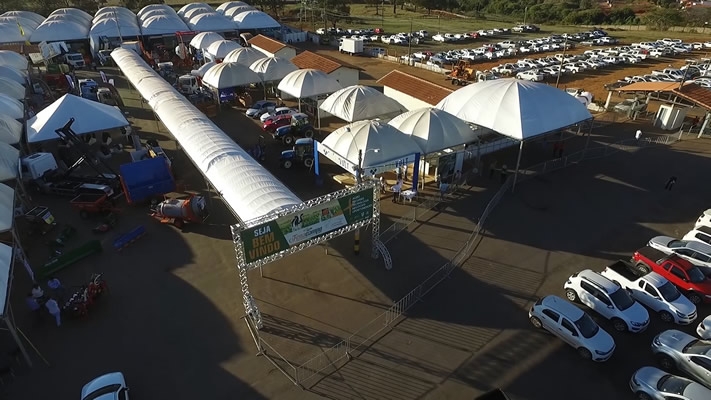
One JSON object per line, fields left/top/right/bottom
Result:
{"left": 44, "top": 13, "right": 89, "bottom": 27}
{"left": 140, "top": 9, "right": 172, "bottom": 20}
{"left": 0, "top": 51, "right": 28, "bottom": 71}
{"left": 232, "top": 10, "right": 280, "bottom": 29}
{"left": 0, "top": 113, "right": 21, "bottom": 144}
{"left": 224, "top": 5, "right": 255, "bottom": 18}
{"left": 0, "top": 66, "right": 25, "bottom": 85}
{"left": 0, "top": 77, "right": 25, "bottom": 100}
{"left": 0, "top": 16, "right": 40, "bottom": 30}
{"left": 202, "top": 62, "right": 262, "bottom": 89}
{"left": 140, "top": 15, "right": 189, "bottom": 36}
{"left": 137, "top": 4, "right": 174, "bottom": 18}
{"left": 183, "top": 7, "right": 211, "bottom": 20}
{"left": 0, "top": 94, "right": 23, "bottom": 119}
{"left": 0, "top": 11, "right": 45, "bottom": 25}
{"left": 278, "top": 69, "right": 342, "bottom": 99}
{"left": 217, "top": 1, "right": 251, "bottom": 13}
{"left": 192, "top": 61, "right": 216, "bottom": 77}
{"left": 223, "top": 47, "right": 265, "bottom": 65}
{"left": 249, "top": 56, "right": 297, "bottom": 82}
{"left": 30, "top": 19, "right": 90, "bottom": 42}
{"left": 387, "top": 107, "right": 479, "bottom": 153}
{"left": 190, "top": 32, "right": 223, "bottom": 50}
{"left": 0, "top": 24, "right": 31, "bottom": 44}
{"left": 188, "top": 12, "right": 236, "bottom": 32}
{"left": 206, "top": 39, "right": 241, "bottom": 59}
{"left": 178, "top": 3, "right": 212, "bottom": 16}
{"left": 320, "top": 85, "right": 406, "bottom": 123}
{"left": 49, "top": 8, "right": 92, "bottom": 23}
{"left": 94, "top": 7, "right": 136, "bottom": 22}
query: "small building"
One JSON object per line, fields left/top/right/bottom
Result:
{"left": 377, "top": 70, "right": 453, "bottom": 111}
{"left": 290, "top": 50, "right": 362, "bottom": 88}
{"left": 248, "top": 34, "right": 296, "bottom": 60}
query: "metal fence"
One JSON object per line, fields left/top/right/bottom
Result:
{"left": 257, "top": 130, "right": 690, "bottom": 388}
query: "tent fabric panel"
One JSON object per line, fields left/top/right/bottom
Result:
{"left": 111, "top": 48, "right": 301, "bottom": 223}
{"left": 0, "top": 242, "right": 12, "bottom": 316}
{"left": 0, "top": 113, "right": 21, "bottom": 144}
{"left": 277, "top": 68, "right": 342, "bottom": 99}
{"left": 0, "top": 183, "right": 13, "bottom": 232}
{"left": 0, "top": 142, "right": 18, "bottom": 181}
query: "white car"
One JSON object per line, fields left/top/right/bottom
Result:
{"left": 529, "top": 295, "right": 615, "bottom": 361}
{"left": 630, "top": 366, "right": 711, "bottom": 400}
{"left": 684, "top": 226, "right": 711, "bottom": 246}
{"left": 652, "top": 330, "right": 711, "bottom": 389}
{"left": 245, "top": 100, "right": 277, "bottom": 118}
{"left": 564, "top": 269, "right": 650, "bottom": 332}
{"left": 516, "top": 70, "right": 545, "bottom": 82}
{"left": 696, "top": 209, "right": 711, "bottom": 229}
{"left": 81, "top": 372, "right": 129, "bottom": 400}
{"left": 698, "top": 315, "right": 711, "bottom": 339}
{"left": 649, "top": 236, "right": 711, "bottom": 270}
{"left": 432, "top": 34, "right": 446, "bottom": 43}
{"left": 260, "top": 107, "right": 297, "bottom": 123}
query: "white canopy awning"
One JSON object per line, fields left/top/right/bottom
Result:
{"left": 387, "top": 107, "right": 481, "bottom": 154}
{"left": 188, "top": 13, "right": 237, "bottom": 32}
{"left": 0, "top": 65, "right": 25, "bottom": 85}
{"left": 190, "top": 32, "right": 223, "bottom": 49}
{"left": 320, "top": 85, "right": 406, "bottom": 123}
{"left": 0, "top": 242, "right": 12, "bottom": 316}
{"left": 321, "top": 120, "right": 422, "bottom": 170}
{"left": 27, "top": 94, "right": 129, "bottom": 143}
{"left": 0, "top": 94, "right": 22, "bottom": 119}
{"left": 436, "top": 78, "right": 592, "bottom": 141}
{"left": 192, "top": 61, "right": 215, "bottom": 78}
{"left": 0, "top": 183, "right": 13, "bottom": 232}
{"left": 223, "top": 47, "right": 265, "bottom": 65}
{"left": 202, "top": 61, "right": 262, "bottom": 89}
{"left": 0, "top": 77, "right": 24, "bottom": 100}
{"left": 206, "top": 39, "right": 241, "bottom": 59}
{"left": 232, "top": 10, "right": 280, "bottom": 29}
{"left": 0, "top": 51, "right": 27, "bottom": 71}
{"left": 278, "top": 69, "right": 342, "bottom": 99}
{"left": 0, "top": 113, "right": 21, "bottom": 144}
{"left": 112, "top": 48, "right": 301, "bottom": 223}
{"left": 0, "top": 142, "right": 18, "bottom": 181}
{"left": 249, "top": 56, "right": 297, "bottom": 83}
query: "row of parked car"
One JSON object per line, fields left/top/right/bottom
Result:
{"left": 529, "top": 209, "right": 711, "bottom": 399}
{"left": 610, "top": 60, "right": 711, "bottom": 89}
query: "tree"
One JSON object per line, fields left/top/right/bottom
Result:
{"left": 323, "top": 0, "right": 350, "bottom": 28}
{"left": 644, "top": 7, "right": 684, "bottom": 30}
{"left": 254, "top": 0, "right": 286, "bottom": 18}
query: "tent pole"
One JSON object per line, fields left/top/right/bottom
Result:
{"left": 5, "top": 310, "right": 32, "bottom": 367}
{"left": 512, "top": 140, "right": 524, "bottom": 193}
{"left": 12, "top": 229, "right": 34, "bottom": 282}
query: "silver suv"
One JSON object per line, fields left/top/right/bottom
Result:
{"left": 651, "top": 329, "right": 711, "bottom": 389}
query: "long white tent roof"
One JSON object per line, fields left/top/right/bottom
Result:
{"left": 188, "top": 12, "right": 237, "bottom": 32}
{"left": 0, "top": 77, "right": 25, "bottom": 99}
{"left": 112, "top": 48, "right": 301, "bottom": 223}
{"left": 436, "top": 79, "right": 592, "bottom": 141}
{"left": 0, "top": 93, "right": 22, "bottom": 119}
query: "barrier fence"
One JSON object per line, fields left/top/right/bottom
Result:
{"left": 254, "top": 130, "right": 691, "bottom": 388}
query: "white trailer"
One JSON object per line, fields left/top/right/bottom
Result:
{"left": 339, "top": 38, "right": 364, "bottom": 55}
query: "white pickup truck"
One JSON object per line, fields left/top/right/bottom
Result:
{"left": 600, "top": 260, "right": 697, "bottom": 325}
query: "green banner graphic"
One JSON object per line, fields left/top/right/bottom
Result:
{"left": 240, "top": 188, "right": 374, "bottom": 264}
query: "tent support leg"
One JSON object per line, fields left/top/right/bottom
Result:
{"left": 5, "top": 311, "right": 32, "bottom": 367}
{"left": 512, "top": 140, "right": 524, "bottom": 193}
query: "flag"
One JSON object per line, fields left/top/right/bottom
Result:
{"left": 17, "top": 22, "right": 24, "bottom": 37}
{"left": 100, "top": 71, "right": 108, "bottom": 83}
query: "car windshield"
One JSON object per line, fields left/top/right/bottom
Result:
{"left": 668, "top": 240, "right": 686, "bottom": 249}
{"left": 688, "top": 267, "right": 706, "bottom": 283}
{"left": 683, "top": 339, "right": 711, "bottom": 355}
{"left": 609, "top": 288, "right": 635, "bottom": 311}
{"left": 68, "top": 55, "right": 82, "bottom": 60}
{"left": 657, "top": 374, "right": 690, "bottom": 395}
{"left": 574, "top": 313, "right": 599, "bottom": 339}
{"left": 658, "top": 281, "right": 681, "bottom": 302}
{"left": 83, "top": 384, "right": 121, "bottom": 400}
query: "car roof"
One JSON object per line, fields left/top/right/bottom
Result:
{"left": 644, "top": 272, "right": 667, "bottom": 287}
{"left": 541, "top": 295, "right": 584, "bottom": 319}
{"left": 275, "top": 107, "right": 291, "bottom": 112}
{"left": 578, "top": 269, "right": 618, "bottom": 293}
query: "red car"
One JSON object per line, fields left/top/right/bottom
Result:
{"left": 263, "top": 114, "right": 293, "bottom": 133}
{"left": 633, "top": 246, "right": 711, "bottom": 304}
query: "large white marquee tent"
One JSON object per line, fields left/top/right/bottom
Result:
{"left": 232, "top": 10, "right": 280, "bottom": 29}
{"left": 0, "top": 114, "right": 21, "bottom": 144}
{"left": 0, "top": 11, "right": 44, "bottom": 44}
{"left": 187, "top": 12, "right": 236, "bottom": 32}
{"left": 202, "top": 62, "right": 262, "bottom": 89}
{"left": 387, "top": 107, "right": 480, "bottom": 154}
{"left": 90, "top": 8, "right": 141, "bottom": 56}
{"left": 138, "top": 5, "right": 188, "bottom": 36}
{"left": 0, "top": 50, "right": 29, "bottom": 71}
{"left": 112, "top": 47, "right": 301, "bottom": 223}
{"left": 30, "top": 8, "right": 91, "bottom": 42}
{"left": 0, "top": 77, "right": 25, "bottom": 100}
{"left": 320, "top": 85, "right": 406, "bottom": 123}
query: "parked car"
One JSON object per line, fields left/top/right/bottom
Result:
{"left": 652, "top": 329, "right": 711, "bottom": 389}
{"left": 698, "top": 315, "right": 711, "bottom": 339}
{"left": 260, "top": 107, "right": 298, "bottom": 123}
{"left": 263, "top": 113, "right": 293, "bottom": 133}
{"left": 600, "top": 260, "right": 697, "bottom": 325}
{"left": 528, "top": 295, "right": 615, "bottom": 361}
{"left": 649, "top": 236, "right": 711, "bottom": 270}
{"left": 81, "top": 372, "right": 129, "bottom": 400}
{"left": 633, "top": 247, "right": 711, "bottom": 304}
{"left": 696, "top": 209, "right": 711, "bottom": 229}
{"left": 516, "top": 70, "right": 545, "bottom": 82}
{"left": 630, "top": 366, "right": 711, "bottom": 400}
{"left": 564, "top": 269, "right": 650, "bottom": 332}
{"left": 245, "top": 100, "right": 277, "bottom": 118}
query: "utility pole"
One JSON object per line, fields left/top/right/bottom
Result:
{"left": 523, "top": 6, "right": 528, "bottom": 26}
{"left": 555, "top": 36, "right": 568, "bottom": 89}
{"left": 354, "top": 149, "right": 363, "bottom": 256}
{"left": 323, "top": 0, "right": 327, "bottom": 33}
{"left": 407, "top": 19, "right": 413, "bottom": 65}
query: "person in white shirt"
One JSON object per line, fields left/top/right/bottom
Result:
{"left": 392, "top": 182, "right": 402, "bottom": 203}
{"left": 45, "top": 298, "right": 61, "bottom": 327}
{"left": 31, "top": 284, "right": 44, "bottom": 300}
{"left": 635, "top": 130, "right": 642, "bottom": 140}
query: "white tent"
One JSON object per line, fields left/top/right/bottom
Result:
{"left": 206, "top": 39, "right": 241, "bottom": 59}
{"left": 0, "top": 113, "right": 21, "bottom": 144}
{"left": 232, "top": 10, "right": 280, "bottom": 29}
{"left": 322, "top": 120, "right": 422, "bottom": 170}
{"left": 0, "top": 50, "right": 28, "bottom": 71}
{"left": 223, "top": 47, "right": 264, "bottom": 65}
{"left": 141, "top": 9, "right": 172, "bottom": 20}
{"left": 217, "top": 1, "right": 251, "bottom": 13}
{"left": 224, "top": 5, "right": 255, "bottom": 18}
{"left": 249, "top": 56, "right": 297, "bottom": 82}
{"left": 112, "top": 47, "right": 301, "bottom": 222}
{"left": 0, "top": 16, "right": 40, "bottom": 30}
{"left": 0, "top": 77, "right": 24, "bottom": 99}
{"left": 202, "top": 62, "right": 262, "bottom": 89}
{"left": 0, "top": 94, "right": 22, "bottom": 119}
{"left": 0, "top": 23, "right": 32, "bottom": 44}
{"left": 94, "top": 7, "right": 136, "bottom": 21}
{"left": 184, "top": 7, "right": 211, "bottom": 20}
{"left": 188, "top": 13, "right": 237, "bottom": 32}
{"left": 50, "top": 8, "right": 92, "bottom": 23}
{"left": 436, "top": 79, "right": 592, "bottom": 141}
{"left": 387, "top": 107, "right": 480, "bottom": 154}
{"left": 320, "top": 85, "right": 405, "bottom": 123}
{"left": 178, "top": 3, "right": 212, "bottom": 16}
{"left": 192, "top": 61, "right": 215, "bottom": 78}
{"left": 0, "top": 66, "right": 24, "bottom": 85}
{"left": 27, "top": 94, "right": 129, "bottom": 143}
{"left": 140, "top": 15, "right": 189, "bottom": 36}
{"left": 190, "top": 32, "right": 223, "bottom": 50}
{"left": 0, "top": 142, "right": 18, "bottom": 181}
{"left": 137, "top": 4, "right": 174, "bottom": 18}
{"left": 44, "top": 13, "right": 89, "bottom": 27}
{"left": 29, "top": 19, "right": 90, "bottom": 42}
{"left": 0, "top": 183, "right": 13, "bottom": 232}
{"left": 1, "top": 11, "right": 45, "bottom": 25}
{"left": 0, "top": 242, "right": 12, "bottom": 315}
{"left": 278, "top": 69, "right": 342, "bottom": 99}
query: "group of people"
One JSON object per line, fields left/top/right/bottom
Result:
{"left": 26, "top": 278, "right": 65, "bottom": 327}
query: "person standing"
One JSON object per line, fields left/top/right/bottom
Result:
{"left": 664, "top": 176, "right": 677, "bottom": 191}
{"left": 31, "top": 284, "right": 44, "bottom": 300}
{"left": 45, "top": 298, "right": 61, "bottom": 327}
{"left": 392, "top": 180, "right": 402, "bottom": 203}
{"left": 403, "top": 164, "right": 408, "bottom": 181}
{"left": 635, "top": 130, "right": 642, "bottom": 141}
{"left": 439, "top": 181, "right": 449, "bottom": 201}
{"left": 47, "top": 277, "right": 65, "bottom": 300}
{"left": 500, "top": 164, "right": 508, "bottom": 183}
{"left": 454, "top": 170, "right": 462, "bottom": 187}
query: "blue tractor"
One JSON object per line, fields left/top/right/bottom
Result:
{"left": 273, "top": 113, "right": 315, "bottom": 146}
{"left": 280, "top": 138, "right": 314, "bottom": 169}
